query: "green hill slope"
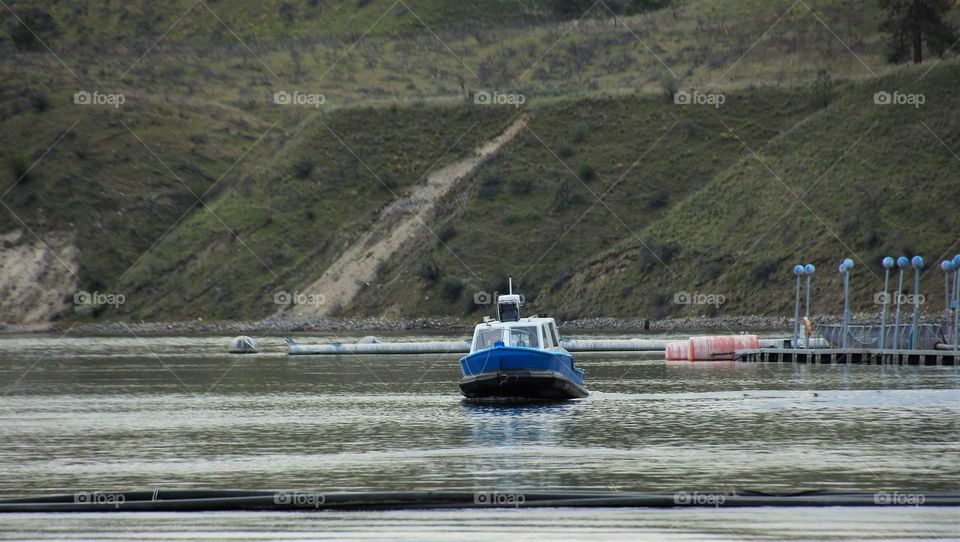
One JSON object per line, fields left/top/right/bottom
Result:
{"left": 111, "top": 104, "right": 515, "bottom": 320}
{"left": 2, "top": 0, "right": 958, "bottom": 325}
{"left": 346, "top": 85, "right": 822, "bottom": 318}
{"left": 548, "top": 61, "right": 960, "bottom": 320}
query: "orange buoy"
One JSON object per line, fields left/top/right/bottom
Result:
{"left": 665, "top": 341, "right": 690, "bottom": 361}
{"left": 687, "top": 334, "right": 758, "bottom": 361}
{"left": 688, "top": 335, "right": 736, "bottom": 361}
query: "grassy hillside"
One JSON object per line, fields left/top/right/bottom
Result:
{"left": 548, "top": 61, "right": 960, "bottom": 320}
{"left": 345, "top": 61, "right": 960, "bottom": 322}
{"left": 1, "top": 0, "right": 958, "bottom": 324}
{"left": 347, "top": 85, "right": 821, "bottom": 318}
{"left": 0, "top": 85, "right": 282, "bottom": 312}
{"left": 1, "top": 0, "right": 901, "bottom": 110}
{"left": 111, "top": 104, "right": 516, "bottom": 320}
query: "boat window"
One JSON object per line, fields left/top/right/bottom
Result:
{"left": 509, "top": 326, "right": 540, "bottom": 348}
{"left": 549, "top": 322, "right": 561, "bottom": 345}
{"left": 474, "top": 328, "right": 504, "bottom": 350}
{"left": 541, "top": 325, "right": 554, "bottom": 347}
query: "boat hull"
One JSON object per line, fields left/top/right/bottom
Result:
{"left": 458, "top": 346, "right": 587, "bottom": 400}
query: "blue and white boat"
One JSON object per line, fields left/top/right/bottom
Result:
{"left": 458, "top": 281, "right": 587, "bottom": 401}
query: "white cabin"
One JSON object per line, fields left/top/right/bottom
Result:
{"left": 469, "top": 316, "right": 564, "bottom": 353}
{"left": 469, "top": 282, "right": 565, "bottom": 353}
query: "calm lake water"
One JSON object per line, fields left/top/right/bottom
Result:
{"left": 1, "top": 332, "right": 959, "bottom": 540}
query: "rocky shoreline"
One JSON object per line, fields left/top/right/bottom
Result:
{"left": 2, "top": 312, "right": 941, "bottom": 336}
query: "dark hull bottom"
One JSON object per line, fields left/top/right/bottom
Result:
{"left": 459, "top": 369, "right": 588, "bottom": 401}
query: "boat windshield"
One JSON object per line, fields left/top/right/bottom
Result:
{"left": 474, "top": 328, "right": 504, "bottom": 350}
{"left": 509, "top": 326, "right": 540, "bottom": 348}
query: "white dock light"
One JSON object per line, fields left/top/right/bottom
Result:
{"left": 792, "top": 265, "right": 805, "bottom": 346}
{"left": 839, "top": 259, "right": 854, "bottom": 348}
{"left": 879, "top": 257, "right": 895, "bottom": 349}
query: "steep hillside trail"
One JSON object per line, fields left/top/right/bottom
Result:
{"left": 288, "top": 114, "right": 529, "bottom": 317}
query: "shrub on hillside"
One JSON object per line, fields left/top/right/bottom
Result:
{"left": 647, "top": 188, "right": 669, "bottom": 209}
{"left": 696, "top": 261, "right": 724, "bottom": 281}
{"left": 646, "top": 287, "right": 674, "bottom": 320}
{"left": 478, "top": 169, "right": 501, "bottom": 199}
{"left": 4, "top": 154, "right": 30, "bottom": 185}
{"left": 291, "top": 159, "right": 314, "bottom": 179}
{"left": 440, "top": 278, "right": 465, "bottom": 302}
{"left": 9, "top": 10, "right": 58, "bottom": 52}
{"left": 572, "top": 122, "right": 590, "bottom": 143}
{"left": 810, "top": 70, "right": 834, "bottom": 109}
{"left": 751, "top": 258, "right": 779, "bottom": 283}
{"left": 28, "top": 92, "right": 48, "bottom": 113}
{"left": 636, "top": 240, "right": 679, "bottom": 273}
{"left": 557, "top": 144, "right": 575, "bottom": 158}
{"left": 509, "top": 176, "right": 534, "bottom": 195}
{"left": 437, "top": 223, "right": 456, "bottom": 243}
{"left": 659, "top": 74, "right": 681, "bottom": 102}
{"left": 419, "top": 259, "right": 441, "bottom": 282}
{"left": 577, "top": 162, "right": 596, "bottom": 182}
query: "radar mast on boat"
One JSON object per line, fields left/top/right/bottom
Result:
{"left": 497, "top": 277, "right": 522, "bottom": 322}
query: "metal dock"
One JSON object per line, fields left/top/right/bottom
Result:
{"left": 736, "top": 348, "right": 958, "bottom": 366}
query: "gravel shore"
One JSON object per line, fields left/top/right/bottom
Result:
{"left": 2, "top": 312, "right": 942, "bottom": 336}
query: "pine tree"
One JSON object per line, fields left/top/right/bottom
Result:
{"left": 879, "top": 0, "right": 958, "bottom": 63}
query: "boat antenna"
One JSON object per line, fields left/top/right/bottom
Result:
{"left": 508, "top": 276, "right": 513, "bottom": 295}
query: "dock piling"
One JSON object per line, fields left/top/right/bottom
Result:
{"left": 804, "top": 264, "right": 814, "bottom": 349}
{"left": 839, "top": 258, "right": 854, "bottom": 349}
{"left": 793, "top": 265, "right": 804, "bottom": 347}
{"left": 953, "top": 254, "right": 960, "bottom": 357}
{"left": 893, "top": 256, "right": 909, "bottom": 349}
{"left": 879, "top": 257, "right": 894, "bottom": 350}
{"left": 910, "top": 256, "right": 924, "bottom": 350}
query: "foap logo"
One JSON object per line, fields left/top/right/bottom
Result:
{"left": 274, "top": 290, "right": 325, "bottom": 307}
{"left": 74, "top": 290, "right": 126, "bottom": 308}
{"left": 674, "top": 90, "right": 725, "bottom": 108}
{"left": 873, "top": 292, "right": 925, "bottom": 306}
{"left": 674, "top": 491, "right": 726, "bottom": 507}
{"left": 874, "top": 90, "right": 925, "bottom": 108}
{"left": 874, "top": 491, "right": 925, "bottom": 506}
{"left": 274, "top": 491, "right": 326, "bottom": 508}
{"left": 73, "top": 90, "right": 126, "bottom": 108}
{"left": 673, "top": 290, "right": 725, "bottom": 308}
{"left": 474, "top": 90, "right": 526, "bottom": 108}
{"left": 74, "top": 491, "right": 126, "bottom": 508}
{"left": 473, "top": 291, "right": 526, "bottom": 305}
{"left": 474, "top": 491, "right": 525, "bottom": 507}
{"left": 274, "top": 90, "right": 326, "bottom": 108}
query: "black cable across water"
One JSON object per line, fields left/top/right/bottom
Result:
{"left": 0, "top": 490, "right": 956, "bottom": 512}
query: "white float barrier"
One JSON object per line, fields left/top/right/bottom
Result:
{"left": 285, "top": 336, "right": 828, "bottom": 355}
{"left": 286, "top": 338, "right": 470, "bottom": 355}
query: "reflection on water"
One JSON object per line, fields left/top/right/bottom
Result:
{"left": 1, "top": 334, "right": 959, "bottom": 501}
{"left": 4, "top": 507, "right": 960, "bottom": 541}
